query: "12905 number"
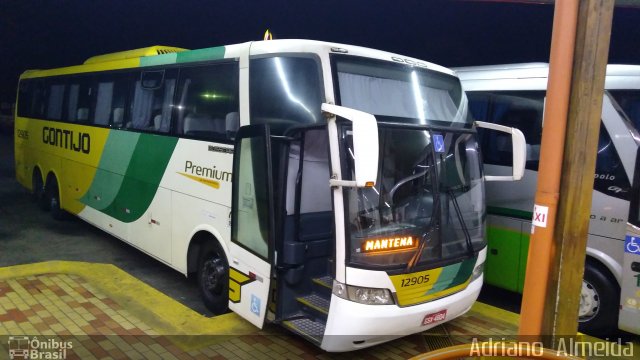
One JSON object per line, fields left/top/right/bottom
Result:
{"left": 400, "top": 274, "right": 430, "bottom": 287}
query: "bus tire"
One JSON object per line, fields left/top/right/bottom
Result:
{"left": 45, "top": 177, "right": 66, "bottom": 221}
{"left": 32, "top": 169, "right": 47, "bottom": 210}
{"left": 197, "top": 241, "right": 229, "bottom": 315}
{"left": 578, "top": 260, "right": 619, "bottom": 337}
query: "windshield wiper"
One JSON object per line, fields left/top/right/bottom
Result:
{"left": 447, "top": 188, "right": 474, "bottom": 257}
{"left": 405, "top": 195, "right": 440, "bottom": 273}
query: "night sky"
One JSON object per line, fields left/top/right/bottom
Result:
{"left": 1, "top": 1, "right": 639, "bottom": 101}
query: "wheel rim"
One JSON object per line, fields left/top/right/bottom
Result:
{"left": 202, "top": 256, "right": 225, "bottom": 295}
{"left": 50, "top": 192, "right": 59, "bottom": 210}
{"left": 579, "top": 279, "right": 600, "bottom": 322}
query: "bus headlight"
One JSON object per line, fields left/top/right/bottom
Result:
{"left": 471, "top": 261, "right": 484, "bottom": 282}
{"left": 332, "top": 281, "right": 395, "bottom": 305}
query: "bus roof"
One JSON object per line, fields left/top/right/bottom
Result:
{"left": 83, "top": 46, "right": 188, "bottom": 65}
{"left": 20, "top": 39, "right": 456, "bottom": 80}
{"left": 454, "top": 63, "right": 640, "bottom": 91}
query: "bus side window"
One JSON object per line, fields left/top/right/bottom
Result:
{"left": 249, "top": 57, "right": 323, "bottom": 132}
{"left": 594, "top": 124, "right": 631, "bottom": 199}
{"left": 46, "top": 81, "right": 65, "bottom": 121}
{"left": 93, "top": 74, "right": 130, "bottom": 127}
{"left": 17, "top": 80, "right": 31, "bottom": 117}
{"left": 175, "top": 63, "right": 239, "bottom": 141}
{"left": 130, "top": 69, "right": 177, "bottom": 133}
{"left": 66, "top": 76, "right": 93, "bottom": 124}
{"left": 470, "top": 91, "right": 544, "bottom": 170}
{"left": 17, "top": 79, "right": 44, "bottom": 119}
{"left": 609, "top": 90, "right": 640, "bottom": 135}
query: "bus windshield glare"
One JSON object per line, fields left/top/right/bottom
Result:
{"left": 333, "top": 56, "right": 471, "bottom": 127}
{"left": 334, "top": 56, "right": 485, "bottom": 271}
{"left": 609, "top": 90, "right": 640, "bottom": 136}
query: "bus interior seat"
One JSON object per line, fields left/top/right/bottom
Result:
{"left": 112, "top": 108, "right": 124, "bottom": 127}
{"left": 153, "top": 114, "right": 162, "bottom": 131}
{"left": 225, "top": 112, "right": 239, "bottom": 139}
{"left": 77, "top": 108, "right": 89, "bottom": 122}
{"left": 283, "top": 129, "right": 332, "bottom": 266}
{"left": 183, "top": 113, "right": 224, "bottom": 137}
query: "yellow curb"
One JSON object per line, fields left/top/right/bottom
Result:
{"left": 0, "top": 261, "right": 257, "bottom": 350}
{"left": 468, "top": 301, "right": 520, "bottom": 327}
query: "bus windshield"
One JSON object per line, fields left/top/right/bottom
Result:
{"left": 333, "top": 55, "right": 471, "bottom": 127}
{"left": 334, "top": 56, "right": 484, "bottom": 271}
{"left": 340, "top": 126, "right": 485, "bottom": 271}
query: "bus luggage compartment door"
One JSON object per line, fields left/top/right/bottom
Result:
{"left": 619, "top": 224, "right": 640, "bottom": 334}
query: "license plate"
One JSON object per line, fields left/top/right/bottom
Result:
{"left": 422, "top": 309, "right": 447, "bottom": 326}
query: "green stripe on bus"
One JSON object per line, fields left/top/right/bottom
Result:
{"left": 80, "top": 131, "right": 140, "bottom": 211}
{"left": 101, "top": 134, "right": 178, "bottom": 222}
{"left": 487, "top": 206, "right": 533, "bottom": 220}
{"left": 140, "top": 53, "right": 180, "bottom": 67}
{"left": 425, "top": 256, "right": 476, "bottom": 295}
{"left": 176, "top": 46, "right": 226, "bottom": 63}
{"left": 426, "top": 262, "right": 461, "bottom": 295}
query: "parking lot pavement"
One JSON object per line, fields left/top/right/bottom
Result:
{"left": 0, "top": 261, "right": 433, "bottom": 359}
{"left": 2, "top": 261, "right": 639, "bottom": 360}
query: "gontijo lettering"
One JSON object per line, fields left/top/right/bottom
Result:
{"left": 42, "top": 126, "right": 90, "bottom": 154}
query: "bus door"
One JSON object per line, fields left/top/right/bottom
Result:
{"left": 229, "top": 124, "right": 275, "bottom": 328}
{"left": 620, "top": 224, "right": 640, "bottom": 334}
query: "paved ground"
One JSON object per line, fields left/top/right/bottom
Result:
{"left": 0, "top": 261, "right": 527, "bottom": 360}
{"left": 1, "top": 262, "right": 636, "bottom": 359}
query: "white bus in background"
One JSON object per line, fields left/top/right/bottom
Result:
{"left": 456, "top": 63, "right": 640, "bottom": 336}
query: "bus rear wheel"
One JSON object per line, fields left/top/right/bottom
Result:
{"left": 32, "top": 170, "right": 47, "bottom": 210}
{"left": 197, "top": 242, "right": 229, "bottom": 315}
{"left": 578, "top": 260, "right": 619, "bottom": 337}
{"left": 45, "top": 177, "right": 66, "bottom": 220}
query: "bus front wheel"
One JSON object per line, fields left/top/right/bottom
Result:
{"left": 578, "top": 260, "right": 619, "bottom": 337}
{"left": 197, "top": 242, "right": 229, "bottom": 315}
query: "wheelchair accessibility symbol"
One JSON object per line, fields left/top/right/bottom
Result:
{"left": 433, "top": 134, "right": 445, "bottom": 153}
{"left": 626, "top": 236, "right": 640, "bottom": 255}
{"left": 250, "top": 294, "right": 261, "bottom": 316}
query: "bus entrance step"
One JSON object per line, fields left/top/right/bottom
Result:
{"left": 282, "top": 317, "right": 325, "bottom": 345}
{"left": 296, "top": 293, "right": 330, "bottom": 315}
{"left": 311, "top": 275, "right": 332, "bottom": 290}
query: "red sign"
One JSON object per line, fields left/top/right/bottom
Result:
{"left": 422, "top": 309, "right": 447, "bottom": 326}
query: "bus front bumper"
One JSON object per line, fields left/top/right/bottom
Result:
{"left": 320, "top": 275, "right": 483, "bottom": 352}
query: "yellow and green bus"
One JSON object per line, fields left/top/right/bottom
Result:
{"left": 15, "top": 40, "right": 525, "bottom": 351}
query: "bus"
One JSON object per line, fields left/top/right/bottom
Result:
{"left": 455, "top": 63, "right": 640, "bottom": 336}
{"left": 14, "top": 40, "right": 525, "bottom": 351}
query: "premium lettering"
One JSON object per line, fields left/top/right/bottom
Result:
{"left": 42, "top": 127, "right": 90, "bottom": 154}
{"left": 184, "top": 160, "right": 232, "bottom": 182}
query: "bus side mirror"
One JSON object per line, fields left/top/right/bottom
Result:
{"left": 475, "top": 120, "right": 526, "bottom": 181}
{"left": 322, "top": 103, "right": 379, "bottom": 188}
